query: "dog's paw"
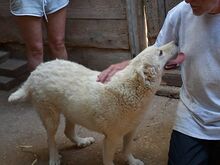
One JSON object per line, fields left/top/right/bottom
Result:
{"left": 129, "top": 159, "right": 144, "bottom": 165}
{"left": 49, "top": 154, "right": 61, "bottom": 165}
{"left": 76, "top": 137, "right": 95, "bottom": 148}
{"left": 49, "top": 158, "right": 61, "bottom": 165}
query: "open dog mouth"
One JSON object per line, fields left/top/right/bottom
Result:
{"left": 164, "top": 52, "right": 185, "bottom": 70}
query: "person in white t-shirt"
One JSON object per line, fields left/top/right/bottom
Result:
{"left": 97, "top": 0, "right": 220, "bottom": 164}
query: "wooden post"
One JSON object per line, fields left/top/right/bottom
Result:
{"left": 165, "top": 0, "right": 182, "bottom": 13}
{"left": 145, "top": 0, "right": 166, "bottom": 45}
{"left": 145, "top": 0, "right": 182, "bottom": 45}
{"left": 126, "top": 0, "right": 148, "bottom": 57}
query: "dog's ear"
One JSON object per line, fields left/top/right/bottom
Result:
{"left": 138, "top": 64, "right": 159, "bottom": 87}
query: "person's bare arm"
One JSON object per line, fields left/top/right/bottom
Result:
{"left": 96, "top": 60, "right": 130, "bottom": 83}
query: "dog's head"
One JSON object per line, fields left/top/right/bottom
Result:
{"left": 133, "top": 41, "right": 178, "bottom": 88}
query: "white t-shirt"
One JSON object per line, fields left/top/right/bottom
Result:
{"left": 155, "top": 2, "right": 220, "bottom": 140}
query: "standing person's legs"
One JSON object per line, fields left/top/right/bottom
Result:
{"left": 46, "top": 7, "right": 68, "bottom": 60}
{"left": 208, "top": 140, "right": 220, "bottom": 165}
{"left": 15, "top": 16, "right": 43, "bottom": 71}
{"left": 168, "top": 130, "right": 209, "bottom": 165}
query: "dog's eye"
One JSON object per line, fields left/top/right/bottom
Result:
{"left": 159, "top": 50, "right": 163, "bottom": 56}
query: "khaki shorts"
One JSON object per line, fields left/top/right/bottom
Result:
{"left": 10, "top": 0, "right": 69, "bottom": 17}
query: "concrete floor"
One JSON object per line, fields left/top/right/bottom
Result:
{"left": 0, "top": 89, "right": 179, "bottom": 165}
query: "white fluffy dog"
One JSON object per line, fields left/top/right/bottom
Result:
{"left": 8, "top": 42, "right": 177, "bottom": 165}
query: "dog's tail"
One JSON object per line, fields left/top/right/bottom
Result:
{"left": 8, "top": 81, "right": 30, "bottom": 103}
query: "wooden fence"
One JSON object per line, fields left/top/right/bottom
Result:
{"left": 0, "top": 0, "right": 182, "bottom": 69}
{"left": 0, "top": 0, "right": 147, "bottom": 70}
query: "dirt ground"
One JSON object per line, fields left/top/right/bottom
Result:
{"left": 0, "top": 89, "right": 179, "bottom": 165}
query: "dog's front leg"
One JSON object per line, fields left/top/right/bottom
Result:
{"left": 123, "top": 130, "right": 144, "bottom": 165}
{"left": 64, "top": 119, "right": 95, "bottom": 147}
{"left": 103, "top": 135, "right": 120, "bottom": 165}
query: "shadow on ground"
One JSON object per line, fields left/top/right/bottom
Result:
{"left": 0, "top": 89, "right": 178, "bottom": 165}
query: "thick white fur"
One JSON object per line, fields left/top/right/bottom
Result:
{"left": 8, "top": 42, "right": 177, "bottom": 165}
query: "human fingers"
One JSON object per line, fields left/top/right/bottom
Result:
{"left": 97, "top": 67, "right": 113, "bottom": 83}
{"left": 104, "top": 69, "right": 119, "bottom": 83}
{"left": 166, "top": 52, "right": 186, "bottom": 65}
{"left": 97, "top": 60, "right": 130, "bottom": 83}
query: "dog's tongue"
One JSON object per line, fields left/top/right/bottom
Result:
{"left": 165, "top": 52, "right": 186, "bottom": 70}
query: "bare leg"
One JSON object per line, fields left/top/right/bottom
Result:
{"left": 36, "top": 105, "right": 61, "bottom": 165}
{"left": 15, "top": 16, "right": 44, "bottom": 71}
{"left": 123, "top": 130, "right": 144, "bottom": 165}
{"left": 64, "top": 119, "right": 95, "bottom": 147}
{"left": 46, "top": 7, "right": 68, "bottom": 60}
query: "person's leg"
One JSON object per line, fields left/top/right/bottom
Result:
{"left": 46, "top": 7, "right": 68, "bottom": 60}
{"left": 15, "top": 16, "right": 44, "bottom": 71}
{"left": 168, "top": 130, "right": 209, "bottom": 165}
{"left": 208, "top": 140, "right": 220, "bottom": 165}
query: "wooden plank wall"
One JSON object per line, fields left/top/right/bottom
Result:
{"left": 0, "top": 0, "right": 146, "bottom": 71}
{"left": 0, "top": 1, "right": 22, "bottom": 43}
{"left": 66, "top": 0, "right": 147, "bottom": 70}
{"left": 145, "top": 0, "right": 182, "bottom": 45}
{"left": 66, "top": 0, "right": 128, "bottom": 50}
{"left": 126, "top": 0, "right": 147, "bottom": 57}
